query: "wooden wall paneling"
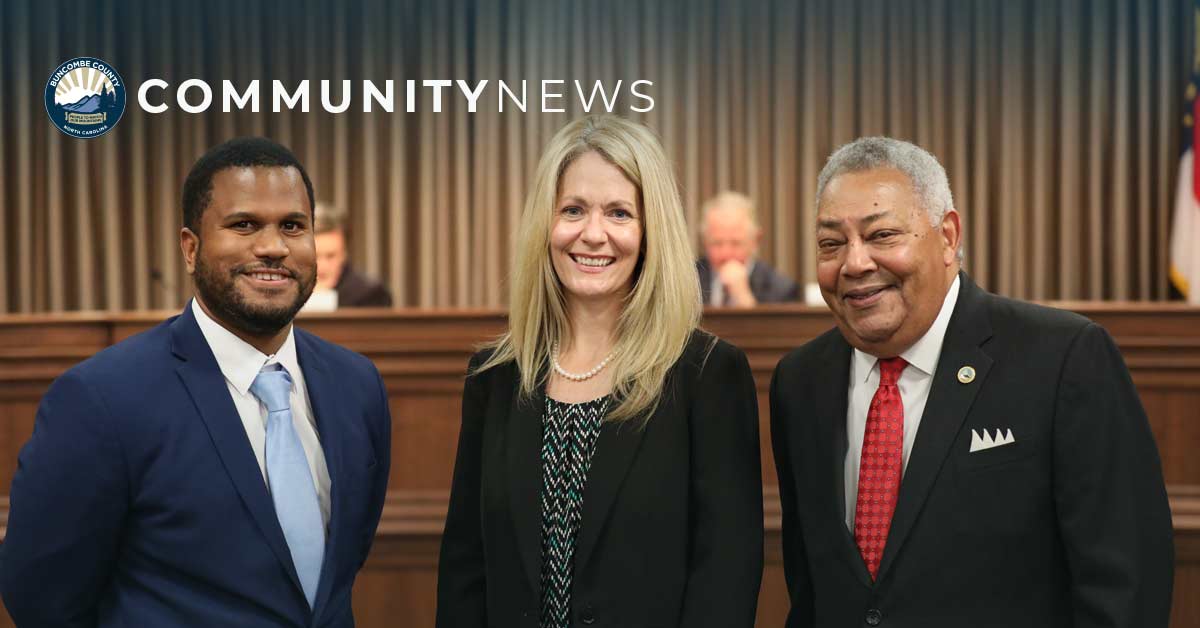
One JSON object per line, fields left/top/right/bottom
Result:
{"left": 1145, "top": 390, "right": 1200, "bottom": 486}
{"left": 390, "top": 394, "right": 464, "bottom": 491}
{"left": 353, "top": 491, "right": 445, "bottom": 626}
{"left": 1170, "top": 486, "right": 1200, "bottom": 628}
{"left": 0, "top": 402, "right": 37, "bottom": 498}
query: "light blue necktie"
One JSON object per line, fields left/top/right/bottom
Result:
{"left": 250, "top": 364, "right": 325, "bottom": 608}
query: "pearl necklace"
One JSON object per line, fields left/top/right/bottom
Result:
{"left": 551, "top": 342, "right": 614, "bottom": 382}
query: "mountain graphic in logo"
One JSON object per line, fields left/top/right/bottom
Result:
{"left": 44, "top": 57, "right": 127, "bottom": 139}
{"left": 61, "top": 93, "right": 105, "bottom": 113}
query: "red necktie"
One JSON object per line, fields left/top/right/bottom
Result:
{"left": 854, "top": 356, "right": 907, "bottom": 581}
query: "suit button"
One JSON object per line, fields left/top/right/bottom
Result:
{"left": 865, "top": 608, "right": 882, "bottom": 626}
{"left": 579, "top": 605, "right": 596, "bottom": 625}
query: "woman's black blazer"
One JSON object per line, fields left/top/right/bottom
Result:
{"left": 436, "top": 332, "right": 764, "bottom": 628}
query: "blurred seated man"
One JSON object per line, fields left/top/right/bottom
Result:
{"left": 697, "top": 191, "right": 800, "bottom": 307}
{"left": 311, "top": 202, "right": 393, "bottom": 309}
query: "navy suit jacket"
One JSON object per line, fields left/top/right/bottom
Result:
{"left": 0, "top": 304, "right": 391, "bottom": 628}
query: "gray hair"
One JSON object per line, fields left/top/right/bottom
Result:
{"left": 815, "top": 137, "right": 955, "bottom": 226}
{"left": 700, "top": 191, "right": 759, "bottom": 232}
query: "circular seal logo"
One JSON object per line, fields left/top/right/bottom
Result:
{"left": 44, "top": 56, "right": 127, "bottom": 139}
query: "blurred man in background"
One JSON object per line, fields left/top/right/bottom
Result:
{"left": 311, "top": 201, "right": 393, "bottom": 309}
{"left": 697, "top": 191, "right": 800, "bottom": 307}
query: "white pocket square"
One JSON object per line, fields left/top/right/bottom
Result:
{"left": 970, "top": 428, "right": 1015, "bottom": 453}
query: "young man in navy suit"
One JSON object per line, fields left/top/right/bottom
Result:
{"left": 770, "top": 137, "right": 1173, "bottom": 627}
{"left": 1, "top": 137, "right": 391, "bottom": 627}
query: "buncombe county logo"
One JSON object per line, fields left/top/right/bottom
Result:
{"left": 44, "top": 57, "right": 126, "bottom": 139}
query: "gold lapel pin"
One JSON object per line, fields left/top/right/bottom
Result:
{"left": 957, "top": 366, "right": 976, "bottom": 384}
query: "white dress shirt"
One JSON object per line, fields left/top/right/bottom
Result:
{"left": 191, "top": 299, "right": 332, "bottom": 528}
{"left": 844, "top": 276, "right": 961, "bottom": 529}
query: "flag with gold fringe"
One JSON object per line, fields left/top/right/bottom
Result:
{"left": 1171, "top": 1, "right": 1200, "bottom": 303}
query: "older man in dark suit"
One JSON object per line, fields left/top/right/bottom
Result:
{"left": 770, "top": 137, "right": 1173, "bottom": 627}
{"left": 696, "top": 191, "right": 800, "bottom": 307}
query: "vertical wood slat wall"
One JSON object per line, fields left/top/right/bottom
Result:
{"left": 0, "top": 0, "right": 1191, "bottom": 313}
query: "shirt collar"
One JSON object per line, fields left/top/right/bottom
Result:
{"left": 853, "top": 274, "right": 962, "bottom": 381}
{"left": 190, "top": 299, "right": 300, "bottom": 396}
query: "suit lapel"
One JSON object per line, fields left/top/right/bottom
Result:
{"left": 814, "top": 335, "right": 873, "bottom": 587}
{"left": 748, "top": 263, "right": 769, "bottom": 300}
{"left": 876, "top": 274, "right": 993, "bottom": 582}
{"left": 507, "top": 375, "right": 545, "bottom": 595}
{"left": 574, "top": 410, "right": 647, "bottom": 574}
{"left": 169, "top": 307, "right": 306, "bottom": 599}
{"left": 697, "top": 259, "right": 714, "bottom": 304}
{"left": 294, "top": 332, "right": 344, "bottom": 617}
{"left": 506, "top": 367, "right": 649, "bottom": 593}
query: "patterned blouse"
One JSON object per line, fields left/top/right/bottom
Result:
{"left": 538, "top": 395, "right": 609, "bottom": 628}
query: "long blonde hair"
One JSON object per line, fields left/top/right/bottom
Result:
{"left": 476, "top": 115, "right": 701, "bottom": 423}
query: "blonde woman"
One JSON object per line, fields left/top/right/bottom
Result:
{"left": 436, "top": 115, "right": 763, "bottom": 628}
